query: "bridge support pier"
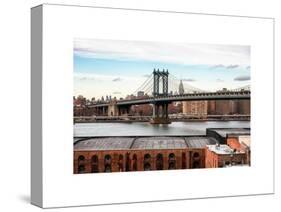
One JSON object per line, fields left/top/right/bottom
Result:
{"left": 150, "top": 103, "right": 171, "bottom": 124}
{"left": 108, "top": 101, "right": 131, "bottom": 117}
{"left": 108, "top": 102, "right": 119, "bottom": 116}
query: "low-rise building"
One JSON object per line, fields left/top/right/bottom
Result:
{"left": 205, "top": 144, "right": 248, "bottom": 168}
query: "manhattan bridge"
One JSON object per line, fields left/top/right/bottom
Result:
{"left": 86, "top": 69, "right": 250, "bottom": 124}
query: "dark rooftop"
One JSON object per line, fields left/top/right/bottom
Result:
{"left": 185, "top": 137, "right": 217, "bottom": 148}
{"left": 208, "top": 128, "right": 250, "bottom": 138}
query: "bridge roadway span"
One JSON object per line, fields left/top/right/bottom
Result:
{"left": 89, "top": 91, "right": 251, "bottom": 108}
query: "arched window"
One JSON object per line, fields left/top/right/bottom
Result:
{"left": 91, "top": 155, "right": 99, "bottom": 173}
{"left": 104, "top": 154, "right": 111, "bottom": 162}
{"left": 192, "top": 161, "right": 200, "bottom": 168}
{"left": 144, "top": 163, "right": 151, "bottom": 171}
{"left": 92, "top": 155, "right": 98, "bottom": 163}
{"left": 104, "top": 155, "right": 112, "bottom": 172}
{"left": 168, "top": 153, "right": 176, "bottom": 170}
{"left": 78, "top": 155, "right": 85, "bottom": 162}
{"left": 105, "top": 165, "right": 111, "bottom": 172}
{"left": 144, "top": 154, "right": 151, "bottom": 160}
{"left": 78, "top": 165, "right": 85, "bottom": 173}
{"left": 193, "top": 152, "right": 200, "bottom": 159}
{"left": 156, "top": 153, "right": 163, "bottom": 170}
{"left": 143, "top": 153, "right": 151, "bottom": 171}
{"left": 125, "top": 152, "right": 130, "bottom": 171}
{"left": 225, "top": 161, "right": 230, "bottom": 166}
{"left": 182, "top": 152, "right": 186, "bottom": 169}
{"left": 132, "top": 154, "right": 138, "bottom": 171}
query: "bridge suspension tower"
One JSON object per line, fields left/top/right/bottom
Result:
{"left": 151, "top": 69, "right": 171, "bottom": 124}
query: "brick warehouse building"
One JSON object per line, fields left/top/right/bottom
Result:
{"left": 205, "top": 144, "right": 248, "bottom": 168}
{"left": 74, "top": 128, "right": 250, "bottom": 174}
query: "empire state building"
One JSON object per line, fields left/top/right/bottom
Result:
{"left": 179, "top": 80, "right": 184, "bottom": 95}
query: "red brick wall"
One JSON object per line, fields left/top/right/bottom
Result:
{"left": 227, "top": 137, "right": 241, "bottom": 150}
{"left": 74, "top": 148, "right": 205, "bottom": 174}
{"left": 205, "top": 147, "right": 248, "bottom": 168}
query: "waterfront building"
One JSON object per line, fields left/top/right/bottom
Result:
{"left": 238, "top": 99, "right": 251, "bottom": 114}
{"left": 74, "top": 136, "right": 215, "bottom": 173}
{"left": 182, "top": 101, "right": 208, "bottom": 118}
{"left": 207, "top": 100, "right": 250, "bottom": 115}
{"left": 226, "top": 135, "right": 251, "bottom": 165}
{"left": 131, "top": 104, "right": 152, "bottom": 116}
{"left": 204, "top": 128, "right": 250, "bottom": 168}
{"left": 207, "top": 100, "right": 216, "bottom": 115}
{"left": 205, "top": 144, "right": 248, "bottom": 168}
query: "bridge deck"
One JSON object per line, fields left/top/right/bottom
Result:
{"left": 89, "top": 91, "right": 251, "bottom": 107}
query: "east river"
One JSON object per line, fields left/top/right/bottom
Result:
{"left": 74, "top": 121, "right": 250, "bottom": 137}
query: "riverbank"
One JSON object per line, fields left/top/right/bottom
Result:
{"left": 74, "top": 118, "right": 250, "bottom": 124}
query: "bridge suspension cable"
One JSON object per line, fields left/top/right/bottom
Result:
{"left": 131, "top": 71, "right": 214, "bottom": 97}
{"left": 169, "top": 73, "right": 209, "bottom": 93}
{"left": 132, "top": 73, "right": 153, "bottom": 95}
{"left": 230, "top": 84, "right": 251, "bottom": 92}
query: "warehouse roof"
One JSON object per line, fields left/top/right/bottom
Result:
{"left": 131, "top": 137, "right": 187, "bottom": 150}
{"left": 74, "top": 137, "right": 135, "bottom": 151}
{"left": 185, "top": 137, "right": 217, "bottom": 148}
{"left": 74, "top": 136, "right": 222, "bottom": 151}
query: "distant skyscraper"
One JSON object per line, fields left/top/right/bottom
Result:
{"left": 137, "top": 91, "right": 145, "bottom": 97}
{"left": 179, "top": 80, "right": 184, "bottom": 94}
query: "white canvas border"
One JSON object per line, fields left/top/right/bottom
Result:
{"left": 33, "top": 4, "right": 274, "bottom": 208}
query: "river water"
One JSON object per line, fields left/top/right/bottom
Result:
{"left": 74, "top": 121, "right": 250, "bottom": 137}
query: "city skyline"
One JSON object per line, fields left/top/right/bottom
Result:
{"left": 74, "top": 38, "right": 250, "bottom": 99}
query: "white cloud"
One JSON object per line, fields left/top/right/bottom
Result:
{"left": 234, "top": 75, "right": 251, "bottom": 81}
{"left": 74, "top": 72, "right": 143, "bottom": 99}
{"left": 74, "top": 38, "right": 250, "bottom": 66}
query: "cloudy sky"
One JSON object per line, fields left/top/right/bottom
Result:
{"left": 74, "top": 38, "right": 250, "bottom": 99}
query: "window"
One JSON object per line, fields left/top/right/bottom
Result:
{"left": 91, "top": 155, "right": 98, "bottom": 163}
{"left": 182, "top": 152, "right": 186, "bottom": 169}
{"left": 143, "top": 153, "right": 151, "bottom": 171}
{"left": 192, "top": 161, "right": 200, "bottom": 168}
{"left": 144, "top": 154, "right": 151, "bottom": 160}
{"left": 78, "top": 165, "right": 85, "bottom": 173}
{"left": 169, "top": 153, "right": 175, "bottom": 159}
{"left": 168, "top": 153, "right": 176, "bottom": 169}
{"left": 78, "top": 155, "right": 85, "bottom": 162}
{"left": 156, "top": 153, "right": 163, "bottom": 170}
{"left": 104, "top": 154, "right": 111, "bottom": 162}
{"left": 125, "top": 152, "right": 130, "bottom": 171}
{"left": 91, "top": 155, "right": 99, "bottom": 173}
{"left": 132, "top": 154, "right": 138, "bottom": 171}
{"left": 104, "top": 155, "right": 112, "bottom": 172}
{"left": 104, "top": 165, "right": 111, "bottom": 172}
{"left": 144, "top": 163, "right": 151, "bottom": 171}
{"left": 193, "top": 152, "right": 200, "bottom": 159}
